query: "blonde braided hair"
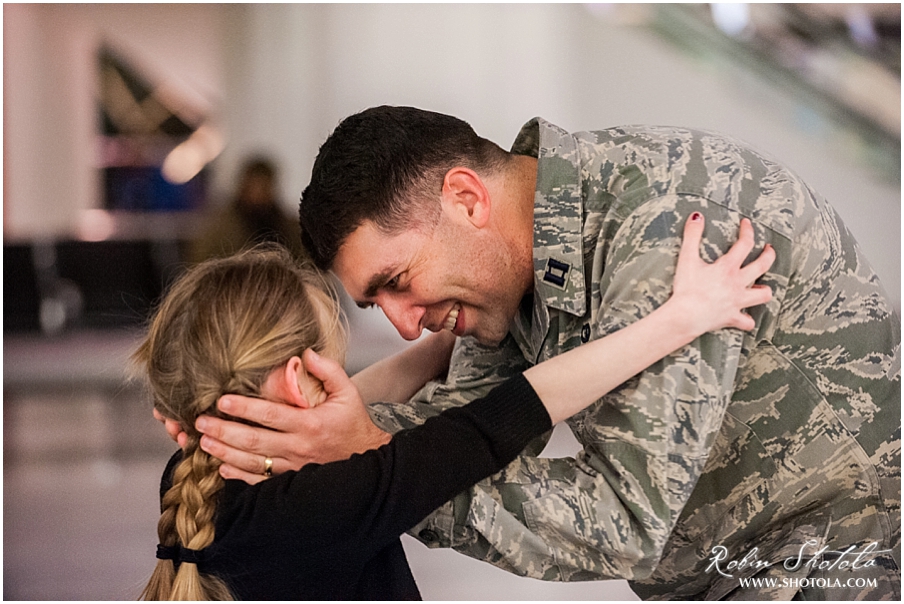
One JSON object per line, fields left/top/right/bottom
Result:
{"left": 134, "top": 245, "right": 346, "bottom": 600}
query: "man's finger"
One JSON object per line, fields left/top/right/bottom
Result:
{"left": 303, "top": 349, "right": 353, "bottom": 396}
{"left": 199, "top": 434, "right": 285, "bottom": 475}
{"left": 218, "top": 463, "right": 268, "bottom": 485}
{"left": 197, "top": 414, "right": 273, "bottom": 455}
{"left": 153, "top": 409, "right": 184, "bottom": 445}
{"left": 217, "top": 394, "right": 299, "bottom": 431}
{"left": 164, "top": 418, "right": 182, "bottom": 441}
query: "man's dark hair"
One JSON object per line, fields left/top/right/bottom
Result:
{"left": 299, "top": 106, "right": 509, "bottom": 270}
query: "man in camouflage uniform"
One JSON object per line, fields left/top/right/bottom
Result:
{"left": 195, "top": 108, "right": 900, "bottom": 599}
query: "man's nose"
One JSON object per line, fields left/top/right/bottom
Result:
{"left": 379, "top": 298, "right": 425, "bottom": 341}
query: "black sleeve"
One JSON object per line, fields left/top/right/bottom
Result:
{"left": 230, "top": 373, "right": 552, "bottom": 558}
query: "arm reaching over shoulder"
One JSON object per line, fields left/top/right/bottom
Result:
{"left": 352, "top": 330, "right": 456, "bottom": 404}
{"left": 527, "top": 213, "right": 772, "bottom": 424}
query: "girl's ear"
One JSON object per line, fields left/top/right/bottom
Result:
{"left": 283, "top": 356, "right": 311, "bottom": 408}
{"left": 261, "top": 356, "right": 310, "bottom": 408}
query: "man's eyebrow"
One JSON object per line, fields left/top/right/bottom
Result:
{"left": 362, "top": 269, "right": 395, "bottom": 300}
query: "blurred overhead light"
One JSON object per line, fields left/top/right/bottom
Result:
{"left": 78, "top": 209, "right": 116, "bottom": 242}
{"left": 845, "top": 5, "right": 880, "bottom": 49}
{"left": 161, "top": 123, "right": 225, "bottom": 185}
{"left": 711, "top": 3, "right": 751, "bottom": 38}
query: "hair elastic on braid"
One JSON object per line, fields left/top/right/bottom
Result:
{"left": 179, "top": 546, "right": 207, "bottom": 566}
{"left": 155, "top": 544, "right": 207, "bottom": 567}
{"left": 156, "top": 544, "right": 179, "bottom": 561}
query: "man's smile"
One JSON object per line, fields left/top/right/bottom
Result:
{"left": 443, "top": 302, "right": 461, "bottom": 333}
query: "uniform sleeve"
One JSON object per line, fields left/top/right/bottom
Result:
{"left": 401, "top": 198, "right": 771, "bottom": 581}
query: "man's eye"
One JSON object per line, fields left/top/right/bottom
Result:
{"left": 356, "top": 302, "right": 375, "bottom": 310}
{"left": 385, "top": 275, "right": 400, "bottom": 290}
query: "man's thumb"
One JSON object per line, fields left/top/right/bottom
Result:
{"left": 302, "top": 349, "right": 349, "bottom": 394}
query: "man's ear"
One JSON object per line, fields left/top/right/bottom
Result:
{"left": 261, "top": 356, "right": 310, "bottom": 408}
{"left": 441, "top": 167, "right": 491, "bottom": 229}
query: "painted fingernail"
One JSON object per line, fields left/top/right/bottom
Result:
{"left": 691, "top": 212, "right": 702, "bottom": 221}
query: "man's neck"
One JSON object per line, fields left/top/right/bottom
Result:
{"left": 509, "top": 154, "right": 539, "bottom": 210}
{"left": 482, "top": 154, "right": 539, "bottom": 301}
{"left": 508, "top": 155, "right": 539, "bottom": 296}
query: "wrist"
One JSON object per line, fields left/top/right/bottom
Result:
{"left": 656, "top": 296, "right": 703, "bottom": 349}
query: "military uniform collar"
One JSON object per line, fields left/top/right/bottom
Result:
{"left": 512, "top": 117, "right": 587, "bottom": 318}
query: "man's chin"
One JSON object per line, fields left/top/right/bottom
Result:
{"left": 471, "top": 327, "right": 509, "bottom": 347}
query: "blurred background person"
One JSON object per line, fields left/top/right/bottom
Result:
{"left": 190, "top": 156, "right": 306, "bottom": 263}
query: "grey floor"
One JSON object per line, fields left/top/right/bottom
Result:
{"left": 3, "top": 324, "right": 637, "bottom": 601}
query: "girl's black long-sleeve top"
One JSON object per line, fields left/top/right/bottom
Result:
{"left": 158, "top": 373, "right": 552, "bottom": 600}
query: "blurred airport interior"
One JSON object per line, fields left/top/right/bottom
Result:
{"left": 3, "top": 4, "right": 900, "bottom": 600}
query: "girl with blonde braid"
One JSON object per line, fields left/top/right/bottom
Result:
{"left": 138, "top": 216, "right": 773, "bottom": 600}
{"left": 137, "top": 244, "right": 347, "bottom": 600}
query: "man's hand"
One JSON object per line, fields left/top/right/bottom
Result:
{"left": 196, "top": 349, "right": 391, "bottom": 484}
{"left": 154, "top": 408, "right": 187, "bottom": 449}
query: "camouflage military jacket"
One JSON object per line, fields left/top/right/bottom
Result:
{"left": 368, "top": 119, "right": 901, "bottom": 599}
